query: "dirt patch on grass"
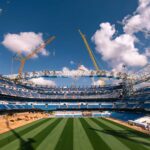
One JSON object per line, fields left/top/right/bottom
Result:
{"left": 0, "top": 112, "right": 49, "bottom": 134}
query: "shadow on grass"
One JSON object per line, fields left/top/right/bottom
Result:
{"left": 5, "top": 118, "right": 36, "bottom": 150}
{"left": 89, "top": 127, "right": 150, "bottom": 147}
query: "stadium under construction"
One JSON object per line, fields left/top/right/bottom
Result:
{"left": 1, "top": 0, "right": 150, "bottom": 149}
{"left": 0, "top": 30, "right": 150, "bottom": 149}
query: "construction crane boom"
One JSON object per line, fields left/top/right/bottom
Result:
{"left": 26, "top": 36, "right": 55, "bottom": 60}
{"left": 79, "top": 30, "right": 105, "bottom": 86}
{"left": 16, "top": 36, "right": 55, "bottom": 79}
{"left": 78, "top": 30, "right": 100, "bottom": 71}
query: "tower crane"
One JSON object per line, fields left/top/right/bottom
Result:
{"left": 78, "top": 30, "right": 105, "bottom": 86}
{"left": 14, "top": 36, "right": 55, "bottom": 79}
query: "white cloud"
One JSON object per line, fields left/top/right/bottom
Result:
{"left": 62, "top": 65, "right": 89, "bottom": 77}
{"left": 2, "top": 32, "right": 48, "bottom": 57}
{"left": 78, "top": 65, "right": 89, "bottom": 71}
{"left": 145, "top": 48, "right": 150, "bottom": 56}
{"left": 123, "top": 0, "right": 150, "bottom": 35}
{"left": 92, "top": 22, "right": 148, "bottom": 69}
{"left": 92, "top": 79, "right": 105, "bottom": 86}
{"left": 62, "top": 65, "right": 89, "bottom": 72}
{"left": 62, "top": 65, "right": 107, "bottom": 86}
{"left": 62, "top": 67, "right": 80, "bottom": 79}
{"left": 62, "top": 67, "right": 70, "bottom": 73}
{"left": 70, "top": 60, "right": 75, "bottom": 65}
{"left": 92, "top": 0, "right": 150, "bottom": 71}
{"left": 112, "top": 63, "right": 126, "bottom": 72}
{"left": 29, "top": 77, "right": 56, "bottom": 87}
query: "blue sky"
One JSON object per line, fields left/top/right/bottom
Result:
{"left": 0, "top": 0, "right": 140, "bottom": 75}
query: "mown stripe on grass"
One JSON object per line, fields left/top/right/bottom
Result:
{"left": 0, "top": 118, "right": 49, "bottom": 148}
{"left": 0, "top": 119, "right": 45, "bottom": 140}
{"left": 2, "top": 119, "right": 55, "bottom": 150}
{"left": 73, "top": 118, "right": 94, "bottom": 150}
{"left": 54, "top": 118, "right": 73, "bottom": 150}
{"left": 102, "top": 118, "right": 150, "bottom": 141}
{"left": 102, "top": 118, "right": 150, "bottom": 139}
{"left": 88, "top": 118, "right": 130, "bottom": 150}
{"left": 100, "top": 118, "right": 150, "bottom": 150}
{"left": 80, "top": 118, "right": 111, "bottom": 150}
{"left": 36, "top": 118, "right": 68, "bottom": 150}
{"left": 90, "top": 118, "right": 132, "bottom": 150}
{"left": 20, "top": 118, "right": 63, "bottom": 150}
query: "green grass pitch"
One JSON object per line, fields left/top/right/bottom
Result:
{"left": 0, "top": 118, "right": 150, "bottom": 150}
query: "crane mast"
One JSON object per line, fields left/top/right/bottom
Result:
{"left": 18, "top": 59, "right": 25, "bottom": 78}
